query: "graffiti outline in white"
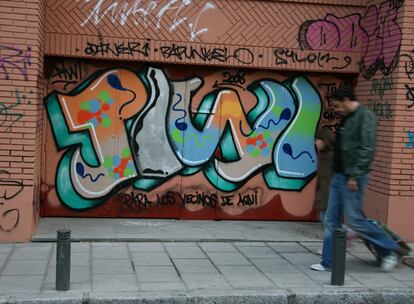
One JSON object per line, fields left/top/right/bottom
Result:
{"left": 78, "top": 0, "right": 216, "bottom": 40}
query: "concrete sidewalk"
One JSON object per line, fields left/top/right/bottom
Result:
{"left": 1, "top": 218, "right": 413, "bottom": 303}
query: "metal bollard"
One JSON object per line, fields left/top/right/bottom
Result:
{"left": 330, "top": 227, "right": 347, "bottom": 286}
{"left": 56, "top": 229, "right": 71, "bottom": 291}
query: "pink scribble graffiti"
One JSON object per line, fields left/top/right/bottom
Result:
{"left": 359, "top": 0, "right": 402, "bottom": 78}
{"left": 299, "top": 0, "right": 403, "bottom": 79}
{"left": 299, "top": 14, "right": 368, "bottom": 52}
{"left": 0, "top": 45, "right": 31, "bottom": 81}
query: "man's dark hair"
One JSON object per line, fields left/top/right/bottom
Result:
{"left": 329, "top": 86, "right": 356, "bottom": 102}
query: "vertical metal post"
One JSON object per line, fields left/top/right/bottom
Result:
{"left": 56, "top": 229, "right": 71, "bottom": 291}
{"left": 331, "top": 227, "right": 347, "bottom": 286}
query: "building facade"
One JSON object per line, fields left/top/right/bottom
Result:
{"left": 1, "top": 0, "right": 413, "bottom": 242}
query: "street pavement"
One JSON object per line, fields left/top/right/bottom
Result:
{"left": 0, "top": 218, "right": 413, "bottom": 303}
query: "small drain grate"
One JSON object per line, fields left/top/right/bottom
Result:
{"left": 402, "top": 257, "right": 414, "bottom": 269}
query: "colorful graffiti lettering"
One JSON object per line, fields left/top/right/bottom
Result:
{"left": 46, "top": 69, "right": 147, "bottom": 208}
{"left": 45, "top": 67, "right": 322, "bottom": 210}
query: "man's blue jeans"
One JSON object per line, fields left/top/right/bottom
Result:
{"left": 321, "top": 173, "right": 399, "bottom": 267}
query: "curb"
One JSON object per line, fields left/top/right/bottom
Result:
{"left": 1, "top": 289, "right": 414, "bottom": 304}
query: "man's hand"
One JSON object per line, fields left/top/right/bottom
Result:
{"left": 315, "top": 139, "right": 325, "bottom": 153}
{"left": 347, "top": 178, "right": 358, "bottom": 192}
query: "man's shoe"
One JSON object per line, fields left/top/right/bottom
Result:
{"left": 315, "top": 248, "right": 323, "bottom": 256}
{"left": 381, "top": 253, "right": 398, "bottom": 272}
{"left": 310, "top": 263, "right": 331, "bottom": 271}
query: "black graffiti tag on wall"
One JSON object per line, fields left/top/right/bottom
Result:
{"left": 219, "top": 191, "right": 259, "bottom": 207}
{"left": 213, "top": 70, "right": 247, "bottom": 89}
{"left": 405, "top": 85, "right": 414, "bottom": 109}
{"left": 159, "top": 44, "right": 255, "bottom": 65}
{"left": 82, "top": 39, "right": 255, "bottom": 65}
{"left": 84, "top": 41, "right": 151, "bottom": 58}
{"left": 0, "top": 90, "right": 32, "bottom": 133}
{"left": 120, "top": 191, "right": 175, "bottom": 211}
{"left": 181, "top": 192, "right": 218, "bottom": 208}
{"left": 368, "top": 100, "right": 393, "bottom": 120}
{"left": 180, "top": 190, "right": 260, "bottom": 208}
{"left": 370, "top": 75, "right": 393, "bottom": 100}
{"left": 0, "top": 170, "right": 24, "bottom": 201}
{"left": 0, "top": 170, "right": 24, "bottom": 232}
{"left": 48, "top": 61, "right": 87, "bottom": 90}
{"left": 274, "top": 48, "right": 352, "bottom": 70}
{"left": 120, "top": 190, "right": 261, "bottom": 211}
{"left": 368, "top": 75, "right": 393, "bottom": 120}
{"left": 81, "top": 38, "right": 360, "bottom": 69}
{"left": 399, "top": 51, "right": 414, "bottom": 109}
{"left": 319, "top": 82, "right": 342, "bottom": 132}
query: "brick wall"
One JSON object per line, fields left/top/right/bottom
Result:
{"left": 357, "top": 0, "right": 414, "bottom": 195}
{"left": 43, "top": 0, "right": 365, "bottom": 73}
{"left": 356, "top": 0, "right": 414, "bottom": 240}
{"left": 0, "top": 0, "right": 46, "bottom": 242}
{"left": 396, "top": 0, "right": 414, "bottom": 194}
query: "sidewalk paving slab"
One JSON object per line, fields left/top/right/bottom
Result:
{"left": 0, "top": 218, "right": 413, "bottom": 303}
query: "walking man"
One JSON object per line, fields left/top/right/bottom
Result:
{"left": 310, "top": 86, "right": 399, "bottom": 272}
